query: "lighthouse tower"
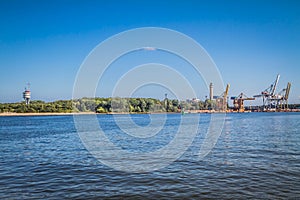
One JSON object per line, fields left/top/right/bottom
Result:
{"left": 209, "top": 82, "right": 213, "bottom": 100}
{"left": 23, "top": 83, "right": 31, "bottom": 105}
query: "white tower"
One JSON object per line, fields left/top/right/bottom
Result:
{"left": 23, "top": 83, "right": 31, "bottom": 105}
{"left": 209, "top": 83, "right": 213, "bottom": 100}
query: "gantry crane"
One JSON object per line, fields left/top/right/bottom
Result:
{"left": 231, "top": 93, "right": 255, "bottom": 112}
{"left": 281, "top": 82, "right": 292, "bottom": 110}
{"left": 270, "top": 82, "right": 292, "bottom": 111}
{"left": 215, "top": 84, "right": 230, "bottom": 111}
{"left": 254, "top": 74, "right": 280, "bottom": 111}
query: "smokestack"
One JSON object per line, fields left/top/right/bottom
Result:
{"left": 209, "top": 83, "right": 213, "bottom": 100}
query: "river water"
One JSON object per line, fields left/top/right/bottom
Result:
{"left": 0, "top": 113, "right": 299, "bottom": 199}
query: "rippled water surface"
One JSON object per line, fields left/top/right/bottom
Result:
{"left": 0, "top": 113, "right": 299, "bottom": 199}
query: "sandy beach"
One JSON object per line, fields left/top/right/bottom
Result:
{"left": 0, "top": 112, "right": 95, "bottom": 117}
{"left": 1, "top": 109, "right": 299, "bottom": 117}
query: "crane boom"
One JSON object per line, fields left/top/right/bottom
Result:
{"left": 284, "top": 82, "right": 291, "bottom": 100}
{"left": 271, "top": 74, "right": 280, "bottom": 96}
{"left": 224, "top": 84, "right": 230, "bottom": 99}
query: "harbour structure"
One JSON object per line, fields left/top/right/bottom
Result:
{"left": 254, "top": 74, "right": 280, "bottom": 111}
{"left": 254, "top": 74, "right": 291, "bottom": 111}
{"left": 23, "top": 83, "right": 31, "bottom": 105}
{"left": 231, "top": 93, "right": 255, "bottom": 112}
{"left": 215, "top": 84, "right": 230, "bottom": 111}
{"left": 269, "top": 82, "right": 291, "bottom": 111}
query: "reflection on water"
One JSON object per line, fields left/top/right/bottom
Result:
{"left": 0, "top": 113, "right": 299, "bottom": 199}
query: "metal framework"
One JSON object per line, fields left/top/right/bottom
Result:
{"left": 271, "top": 82, "right": 291, "bottom": 111}
{"left": 231, "top": 93, "right": 255, "bottom": 112}
{"left": 254, "top": 74, "right": 291, "bottom": 111}
{"left": 215, "top": 84, "right": 230, "bottom": 111}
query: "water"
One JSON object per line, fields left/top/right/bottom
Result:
{"left": 0, "top": 113, "right": 299, "bottom": 199}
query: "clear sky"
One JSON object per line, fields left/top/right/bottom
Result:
{"left": 0, "top": 0, "right": 299, "bottom": 105}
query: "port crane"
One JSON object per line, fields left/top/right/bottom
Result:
{"left": 254, "top": 74, "right": 280, "bottom": 111}
{"left": 215, "top": 84, "right": 230, "bottom": 111}
{"left": 270, "top": 82, "right": 292, "bottom": 111}
{"left": 231, "top": 93, "right": 255, "bottom": 112}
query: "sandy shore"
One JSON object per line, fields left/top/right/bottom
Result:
{"left": 1, "top": 109, "right": 299, "bottom": 117}
{"left": 0, "top": 111, "right": 211, "bottom": 116}
{"left": 0, "top": 112, "right": 95, "bottom": 117}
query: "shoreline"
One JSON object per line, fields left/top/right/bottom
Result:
{"left": 0, "top": 112, "right": 94, "bottom": 117}
{"left": 1, "top": 109, "right": 300, "bottom": 117}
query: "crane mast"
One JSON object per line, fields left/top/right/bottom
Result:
{"left": 271, "top": 74, "right": 280, "bottom": 96}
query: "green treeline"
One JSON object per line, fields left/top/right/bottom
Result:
{"left": 0, "top": 100, "right": 73, "bottom": 113}
{"left": 0, "top": 97, "right": 216, "bottom": 113}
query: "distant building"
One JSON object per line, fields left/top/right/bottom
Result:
{"left": 186, "top": 98, "right": 201, "bottom": 103}
{"left": 23, "top": 83, "right": 31, "bottom": 105}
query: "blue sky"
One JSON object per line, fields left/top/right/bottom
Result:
{"left": 0, "top": 0, "right": 299, "bottom": 104}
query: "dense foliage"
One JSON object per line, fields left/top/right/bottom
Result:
{"left": 0, "top": 97, "right": 214, "bottom": 113}
{"left": 0, "top": 100, "right": 73, "bottom": 113}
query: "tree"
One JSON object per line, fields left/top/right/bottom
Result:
{"left": 205, "top": 99, "right": 215, "bottom": 110}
